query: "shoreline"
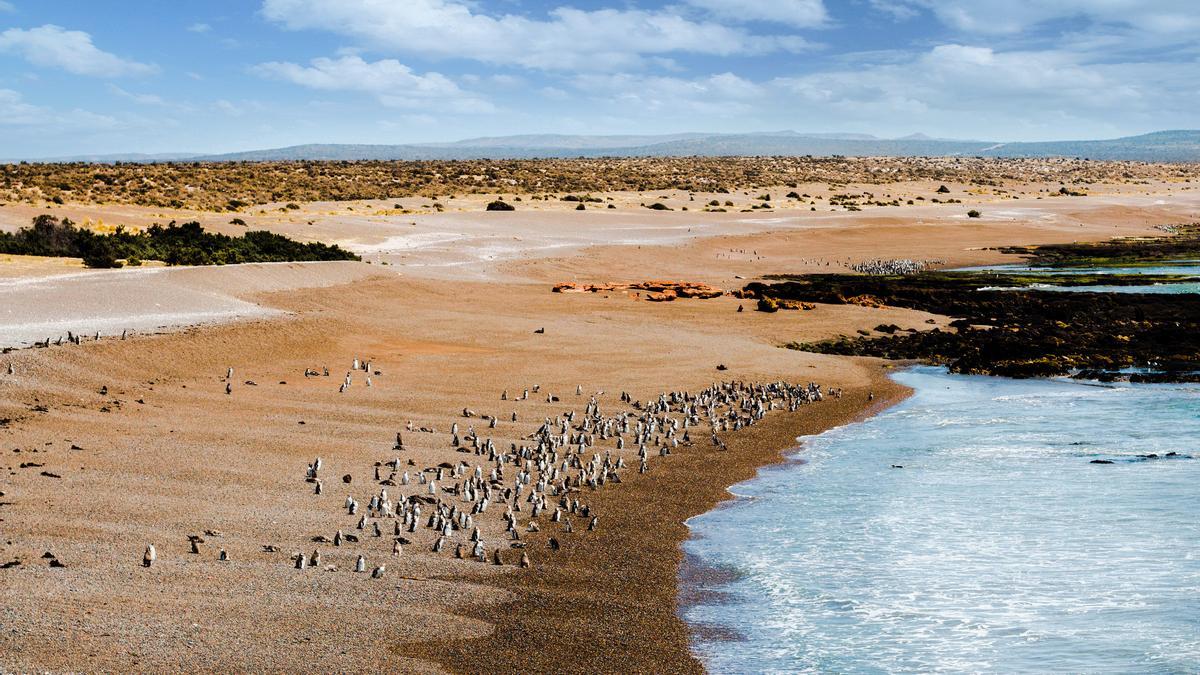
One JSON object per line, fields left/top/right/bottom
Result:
{"left": 403, "top": 362, "right": 911, "bottom": 673}
{"left": 0, "top": 267, "right": 926, "bottom": 672}
{"left": 666, "top": 366, "right": 1200, "bottom": 672}
{"left": 3, "top": 184, "right": 1194, "bottom": 670}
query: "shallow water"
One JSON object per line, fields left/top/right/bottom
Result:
{"left": 961, "top": 262, "right": 1200, "bottom": 294}
{"left": 962, "top": 261, "right": 1200, "bottom": 276}
{"left": 683, "top": 367, "right": 1200, "bottom": 673}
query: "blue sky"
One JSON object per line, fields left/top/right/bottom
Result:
{"left": 0, "top": 0, "right": 1197, "bottom": 157}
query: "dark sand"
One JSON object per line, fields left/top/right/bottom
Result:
{"left": 406, "top": 375, "right": 907, "bottom": 673}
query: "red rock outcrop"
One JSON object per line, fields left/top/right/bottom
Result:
{"left": 553, "top": 280, "right": 724, "bottom": 300}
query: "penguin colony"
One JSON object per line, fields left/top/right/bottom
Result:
{"left": 283, "top": 362, "right": 831, "bottom": 578}
{"left": 142, "top": 358, "right": 835, "bottom": 577}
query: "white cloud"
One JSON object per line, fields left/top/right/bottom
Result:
{"left": 684, "top": 0, "right": 828, "bottom": 28}
{"left": 215, "top": 99, "right": 243, "bottom": 116}
{"left": 0, "top": 1, "right": 14, "bottom": 13}
{"left": 107, "top": 84, "right": 167, "bottom": 106}
{"left": 187, "top": 22, "right": 211, "bottom": 33}
{"left": 882, "top": 0, "right": 1200, "bottom": 35}
{"left": 254, "top": 55, "right": 494, "bottom": 113}
{"left": 0, "top": 88, "right": 40, "bottom": 124}
{"left": 772, "top": 43, "right": 1196, "bottom": 138}
{"left": 0, "top": 25, "right": 157, "bottom": 77}
{"left": 779, "top": 45, "right": 1127, "bottom": 109}
{"left": 260, "top": 0, "right": 811, "bottom": 71}
{"left": 573, "top": 71, "right": 765, "bottom": 117}
{"left": 868, "top": 0, "right": 920, "bottom": 21}
{"left": 0, "top": 88, "right": 130, "bottom": 134}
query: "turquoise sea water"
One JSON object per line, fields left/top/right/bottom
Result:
{"left": 961, "top": 262, "right": 1200, "bottom": 294}
{"left": 683, "top": 367, "right": 1200, "bottom": 673}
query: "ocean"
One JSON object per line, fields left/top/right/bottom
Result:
{"left": 963, "top": 262, "right": 1200, "bottom": 295}
{"left": 683, "top": 366, "right": 1200, "bottom": 673}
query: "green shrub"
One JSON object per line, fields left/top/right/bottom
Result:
{"left": 0, "top": 215, "right": 358, "bottom": 266}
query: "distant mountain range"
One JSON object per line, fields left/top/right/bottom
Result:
{"left": 9, "top": 130, "right": 1200, "bottom": 163}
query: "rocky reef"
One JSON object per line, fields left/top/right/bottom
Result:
{"left": 999, "top": 223, "right": 1200, "bottom": 267}
{"left": 743, "top": 272, "right": 1200, "bottom": 381}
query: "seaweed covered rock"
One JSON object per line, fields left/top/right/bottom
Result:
{"left": 753, "top": 272, "right": 1200, "bottom": 381}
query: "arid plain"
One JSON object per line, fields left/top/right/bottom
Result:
{"left": 1, "top": 162, "right": 1198, "bottom": 671}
